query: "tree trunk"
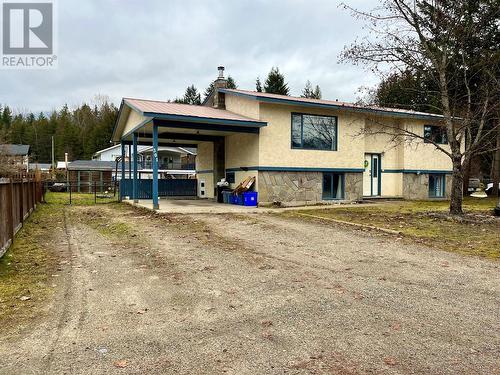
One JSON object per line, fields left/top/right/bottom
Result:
{"left": 449, "top": 158, "right": 464, "bottom": 215}
{"left": 492, "top": 128, "right": 500, "bottom": 197}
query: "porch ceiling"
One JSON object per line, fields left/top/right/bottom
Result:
{"left": 121, "top": 118, "right": 262, "bottom": 146}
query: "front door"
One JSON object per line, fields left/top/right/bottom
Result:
{"left": 363, "top": 153, "right": 381, "bottom": 196}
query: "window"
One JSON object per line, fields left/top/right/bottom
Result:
{"left": 292, "top": 113, "right": 337, "bottom": 151}
{"left": 323, "top": 173, "right": 344, "bottom": 199}
{"left": 424, "top": 125, "right": 448, "bottom": 144}
{"left": 226, "top": 171, "right": 235, "bottom": 184}
{"left": 429, "top": 174, "right": 445, "bottom": 198}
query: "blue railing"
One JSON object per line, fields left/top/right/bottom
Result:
{"left": 142, "top": 162, "right": 196, "bottom": 170}
{"left": 120, "top": 179, "right": 197, "bottom": 199}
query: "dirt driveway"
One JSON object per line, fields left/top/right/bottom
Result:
{"left": 0, "top": 203, "right": 498, "bottom": 374}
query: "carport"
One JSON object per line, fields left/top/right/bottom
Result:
{"left": 111, "top": 98, "right": 266, "bottom": 209}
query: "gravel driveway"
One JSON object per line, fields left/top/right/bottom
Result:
{"left": 0, "top": 204, "right": 498, "bottom": 374}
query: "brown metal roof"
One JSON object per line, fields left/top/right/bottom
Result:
{"left": 123, "top": 98, "right": 263, "bottom": 123}
{"left": 220, "top": 89, "right": 444, "bottom": 120}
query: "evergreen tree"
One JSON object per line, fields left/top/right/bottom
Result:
{"left": 313, "top": 85, "right": 322, "bottom": 99}
{"left": 2, "top": 106, "right": 12, "bottom": 130}
{"left": 174, "top": 85, "right": 201, "bottom": 105}
{"left": 301, "top": 80, "right": 322, "bottom": 99}
{"left": 263, "top": 67, "right": 289, "bottom": 95}
{"left": 255, "top": 77, "right": 262, "bottom": 92}
{"left": 301, "top": 80, "right": 313, "bottom": 98}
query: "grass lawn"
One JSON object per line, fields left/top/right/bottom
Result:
{"left": 291, "top": 197, "right": 500, "bottom": 259}
{"left": 0, "top": 197, "right": 62, "bottom": 329}
{"left": 46, "top": 191, "right": 119, "bottom": 205}
{"left": 0, "top": 191, "right": 121, "bottom": 331}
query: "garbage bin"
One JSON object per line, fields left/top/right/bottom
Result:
{"left": 217, "top": 186, "right": 231, "bottom": 203}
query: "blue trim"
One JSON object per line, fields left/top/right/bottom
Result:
{"left": 132, "top": 133, "right": 138, "bottom": 202}
{"left": 111, "top": 100, "right": 125, "bottom": 142}
{"left": 196, "top": 169, "right": 214, "bottom": 174}
{"left": 291, "top": 112, "right": 338, "bottom": 151}
{"left": 382, "top": 169, "right": 453, "bottom": 174}
{"left": 220, "top": 89, "right": 444, "bottom": 121}
{"left": 152, "top": 125, "right": 159, "bottom": 210}
{"left": 143, "top": 112, "right": 266, "bottom": 128}
{"left": 120, "top": 142, "right": 125, "bottom": 200}
{"left": 366, "top": 153, "right": 382, "bottom": 197}
{"left": 225, "top": 166, "right": 364, "bottom": 173}
{"left": 152, "top": 119, "right": 260, "bottom": 134}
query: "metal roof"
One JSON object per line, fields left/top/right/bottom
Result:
{"left": 0, "top": 144, "right": 30, "bottom": 155}
{"left": 123, "top": 98, "right": 266, "bottom": 124}
{"left": 220, "top": 89, "right": 444, "bottom": 120}
{"left": 29, "top": 163, "right": 51, "bottom": 170}
{"left": 67, "top": 160, "right": 116, "bottom": 171}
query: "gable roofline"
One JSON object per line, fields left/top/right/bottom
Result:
{"left": 122, "top": 97, "right": 266, "bottom": 126}
{"left": 220, "top": 89, "right": 445, "bottom": 121}
{"left": 111, "top": 97, "right": 267, "bottom": 142}
{"left": 0, "top": 144, "right": 30, "bottom": 156}
{"left": 93, "top": 143, "right": 120, "bottom": 156}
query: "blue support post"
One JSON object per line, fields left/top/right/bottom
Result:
{"left": 128, "top": 144, "right": 132, "bottom": 180}
{"left": 152, "top": 124, "right": 159, "bottom": 210}
{"left": 120, "top": 141, "right": 125, "bottom": 200}
{"left": 133, "top": 133, "right": 138, "bottom": 203}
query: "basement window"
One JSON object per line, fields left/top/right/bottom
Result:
{"left": 292, "top": 113, "right": 338, "bottom": 151}
{"left": 429, "top": 174, "right": 445, "bottom": 198}
{"left": 424, "top": 125, "right": 448, "bottom": 144}
{"left": 323, "top": 173, "right": 344, "bottom": 200}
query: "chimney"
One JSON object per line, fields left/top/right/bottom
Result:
{"left": 213, "top": 66, "right": 228, "bottom": 109}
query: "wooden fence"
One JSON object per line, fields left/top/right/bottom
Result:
{"left": 0, "top": 173, "right": 44, "bottom": 257}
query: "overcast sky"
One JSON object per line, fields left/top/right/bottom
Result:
{"left": 1, "top": 0, "right": 380, "bottom": 113}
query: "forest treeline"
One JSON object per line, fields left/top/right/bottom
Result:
{"left": 0, "top": 97, "right": 118, "bottom": 163}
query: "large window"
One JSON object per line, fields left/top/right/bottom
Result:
{"left": 424, "top": 125, "right": 448, "bottom": 144}
{"left": 292, "top": 113, "right": 338, "bottom": 151}
{"left": 429, "top": 174, "right": 445, "bottom": 198}
{"left": 323, "top": 173, "right": 344, "bottom": 199}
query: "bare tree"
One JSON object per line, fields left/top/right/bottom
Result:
{"left": 340, "top": 0, "right": 500, "bottom": 215}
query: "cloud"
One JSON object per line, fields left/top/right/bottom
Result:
{"left": 0, "top": 0, "right": 380, "bottom": 112}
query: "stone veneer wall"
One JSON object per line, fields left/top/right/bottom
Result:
{"left": 402, "top": 173, "right": 452, "bottom": 199}
{"left": 258, "top": 171, "right": 363, "bottom": 206}
{"left": 344, "top": 173, "right": 363, "bottom": 201}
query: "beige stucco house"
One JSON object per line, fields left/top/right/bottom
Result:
{"left": 112, "top": 68, "right": 452, "bottom": 208}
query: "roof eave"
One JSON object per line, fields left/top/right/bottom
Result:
{"left": 219, "top": 89, "right": 444, "bottom": 121}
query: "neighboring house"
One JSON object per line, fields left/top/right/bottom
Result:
{"left": 29, "top": 163, "right": 52, "bottom": 172}
{"left": 92, "top": 144, "right": 196, "bottom": 174}
{"left": 111, "top": 67, "right": 453, "bottom": 206}
{"left": 92, "top": 143, "right": 196, "bottom": 178}
{"left": 0, "top": 144, "right": 30, "bottom": 171}
{"left": 56, "top": 161, "right": 67, "bottom": 170}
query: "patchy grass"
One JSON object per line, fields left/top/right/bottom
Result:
{"left": 290, "top": 197, "right": 500, "bottom": 259}
{"left": 46, "top": 191, "right": 119, "bottom": 206}
{"left": 0, "top": 199, "right": 63, "bottom": 329}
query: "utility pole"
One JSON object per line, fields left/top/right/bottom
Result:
{"left": 51, "top": 136, "right": 55, "bottom": 179}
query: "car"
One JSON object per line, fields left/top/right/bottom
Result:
{"left": 48, "top": 182, "right": 67, "bottom": 192}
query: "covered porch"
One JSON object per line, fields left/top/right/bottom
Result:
{"left": 112, "top": 98, "right": 266, "bottom": 210}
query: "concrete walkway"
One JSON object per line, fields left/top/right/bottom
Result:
{"left": 124, "top": 198, "right": 268, "bottom": 214}
{"left": 124, "top": 198, "right": 373, "bottom": 214}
